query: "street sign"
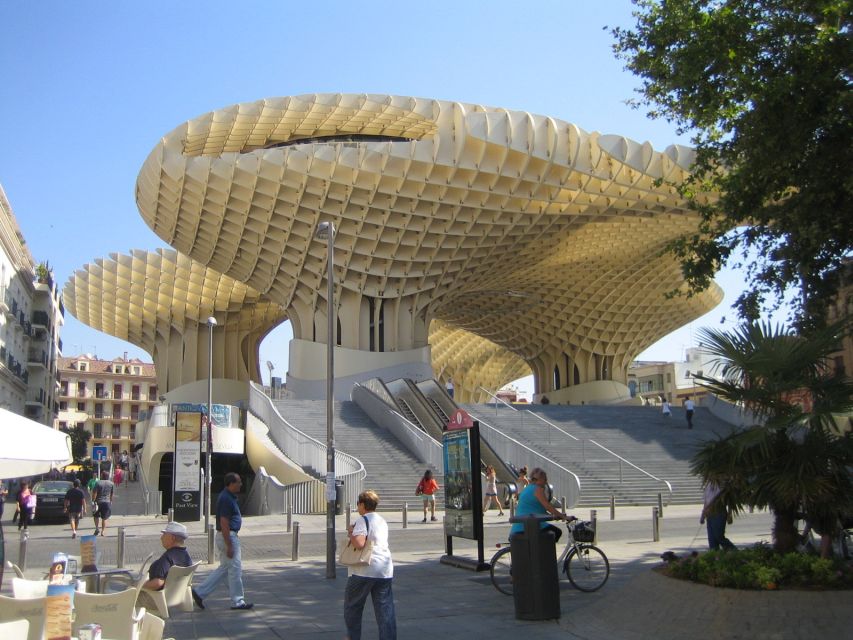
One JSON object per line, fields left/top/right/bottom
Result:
{"left": 92, "top": 446, "right": 108, "bottom": 462}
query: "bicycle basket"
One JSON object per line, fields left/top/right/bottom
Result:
{"left": 572, "top": 521, "right": 595, "bottom": 542}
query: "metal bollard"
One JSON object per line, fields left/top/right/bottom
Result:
{"left": 610, "top": 494, "right": 615, "bottom": 520}
{"left": 286, "top": 503, "right": 293, "bottom": 533}
{"left": 402, "top": 503, "right": 408, "bottom": 529}
{"left": 560, "top": 496, "right": 567, "bottom": 515}
{"left": 207, "top": 525, "right": 215, "bottom": 564}
{"left": 657, "top": 492, "right": 664, "bottom": 518}
{"left": 652, "top": 507, "right": 660, "bottom": 541}
{"left": 590, "top": 509, "right": 598, "bottom": 544}
{"left": 509, "top": 495, "right": 515, "bottom": 519}
{"left": 117, "top": 526, "right": 126, "bottom": 568}
{"left": 292, "top": 521, "right": 300, "bottom": 561}
{"left": 19, "top": 530, "right": 28, "bottom": 571}
{"left": 346, "top": 503, "right": 352, "bottom": 530}
{"left": 167, "top": 508, "right": 174, "bottom": 523}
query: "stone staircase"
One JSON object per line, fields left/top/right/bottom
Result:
{"left": 271, "top": 399, "right": 443, "bottom": 512}
{"left": 462, "top": 403, "right": 729, "bottom": 507}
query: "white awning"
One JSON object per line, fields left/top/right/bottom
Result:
{"left": 0, "top": 408, "right": 72, "bottom": 479}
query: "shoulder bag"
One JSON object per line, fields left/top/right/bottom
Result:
{"left": 339, "top": 514, "right": 374, "bottom": 566}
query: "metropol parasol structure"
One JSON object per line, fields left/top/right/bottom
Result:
{"left": 64, "top": 93, "right": 721, "bottom": 404}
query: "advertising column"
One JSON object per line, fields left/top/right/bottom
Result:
{"left": 173, "top": 411, "right": 202, "bottom": 522}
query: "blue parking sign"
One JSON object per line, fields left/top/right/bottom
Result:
{"left": 93, "top": 446, "right": 108, "bottom": 461}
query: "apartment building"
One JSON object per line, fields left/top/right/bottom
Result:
{"left": 628, "top": 347, "right": 716, "bottom": 406}
{"left": 0, "top": 184, "right": 64, "bottom": 425}
{"left": 56, "top": 354, "right": 157, "bottom": 458}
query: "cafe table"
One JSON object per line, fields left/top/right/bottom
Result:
{"left": 72, "top": 567, "right": 135, "bottom": 593}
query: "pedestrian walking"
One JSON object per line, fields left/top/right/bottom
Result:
{"left": 700, "top": 479, "right": 735, "bottom": 551}
{"left": 344, "top": 490, "right": 396, "bottom": 640}
{"left": 192, "top": 472, "right": 253, "bottom": 610}
{"left": 92, "top": 471, "right": 115, "bottom": 536}
{"left": 64, "top": 479, "right": 87, "bottom": 538}
{"left": 661, "top": 400, "right": 671, "bottom": 418}
{"left": 445, "top": 377, "right": 454, "bottom": 399}
{"left": 684, "top": 398, "right": 695, "bottom": 429}
{"left": 415, "top": 470, "right": 439, "bottom": 522}
{"left": 482, "top": 466, "right": 504, "bottom": 516}
{"left": 16, "top": 481, "right": 35, "bottom": 531}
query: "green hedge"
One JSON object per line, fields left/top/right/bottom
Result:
{"left": 662, "top": 544, "right": 853, "bottom": 590}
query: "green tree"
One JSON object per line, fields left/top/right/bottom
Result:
{"left": 691, "top": 320, "right": 853, "bottom": 553}
{"left": 61, "top": 425, "right": 92, "bottom": 462}
{"left": 612, "top": 1, "right": 853, "bottom": 325}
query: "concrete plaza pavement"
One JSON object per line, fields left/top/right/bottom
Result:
{"left": 4, "top": 497, "right": 851, "bottom": 639}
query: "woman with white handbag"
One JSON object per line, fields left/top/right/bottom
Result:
{"left": 342, "top": 490, "right": 396, "bottom": 640}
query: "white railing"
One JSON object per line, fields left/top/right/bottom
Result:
{"left": 478, "top": 387, "right": 673, "bottom": 505}
{"left": 248, "top": 382, "right": 366, "bottom": 509}
{"left": 470, "top": 413, "right": 582, "bottom": 508}
{"left": 352, "top": 383, "right": 443, "bottom": 469}
{"left": 246, "top": 466, "right": 325, "bottom": 515}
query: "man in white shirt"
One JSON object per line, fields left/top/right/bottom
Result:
{"left": 684, "top": 398, "right": 695, "bottom": 429}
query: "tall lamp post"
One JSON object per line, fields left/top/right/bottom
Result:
{"left": 316, "top": 221, "right": 336, "bottom": 579}
{"left": 205, "top": 316, "right": 218, "bottom": 532}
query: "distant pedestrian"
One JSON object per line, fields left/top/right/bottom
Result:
{"left": 661, "top": 400, "right": 671, "bottom": 418}
{"left": 92, "top": 471, "right": 115, "bottom": 536}
{"left": 64, "top": 479, "right": 87, "bottom": 539}
{"left": 344, "top": 490, "right": 396, "bottom": 640}
{"left": 482, "top": 466, "right": 504, "bottom": 516}
{"left": 16, "top": 481, "right": 35, "bottom": 531}
{"left": 516, "top": 466, "right": 530, "bottom": 490}
{"left": 684, "top": 398, "right": 695, "bottom": 429}
{"left": 445, "top": 377, "right": 454, "bottom": 399}
{"left": 114, "top": 466, "right": 124, "bottom": 486}
{"left": 0, "top": 480, "right": 7, "bottom": 520}
{"left": 416, "top": 470, "right": 439, "bottom": 522}
{"left": 192, "top": 473, "right": 253, "bottom": 610}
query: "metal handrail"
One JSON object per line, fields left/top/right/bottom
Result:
{"left": 470, "top": 413, "right": 582, "bottom": 508}
{"left": 587, "top": 439, "right": 673, "bottom": 505}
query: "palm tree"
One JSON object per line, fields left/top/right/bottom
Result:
{"left": 691, "top": 320, "right": 853, "bottom": 553}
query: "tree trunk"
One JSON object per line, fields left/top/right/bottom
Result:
{"left": 772, "top": 508, "right": 798, "bottom": 553}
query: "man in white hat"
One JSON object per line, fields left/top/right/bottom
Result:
{"left": 142, "top": 521, "right": 193, "bottom": 590}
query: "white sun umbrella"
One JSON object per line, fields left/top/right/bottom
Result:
{"left": 0, "top": 408, "right": 72, "bottom": 479}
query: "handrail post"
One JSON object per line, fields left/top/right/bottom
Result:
{"left": 560, "top": 496, "right": 567, "bottom": 516}
{"left": 18, "top": 529, "right": 28, "bottom": 571}
{"left": 610, "top": 494, "right": 615, "bottom": 520}
{"left": 402, "top": 503, "right": 408, "bottom": 529}
{"left": 345, "top": 503, "right": 351, "bottom": 530}
{"left": 619, "top": 460, "right": 623, "bottom": 483}
{"left": 590, "top": 509, "right": 598, "bottom": 544}
{"left": 657, "top": 492, "right": 664, "bottom": 518}
{"left": 652, "top": 507, "right": 660, "bottom": 541}
{"left": 287, "top": 502, "right": 293, "bottom": 533}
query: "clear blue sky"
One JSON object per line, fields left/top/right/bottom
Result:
{"left": 0, "top": 1, "right": 774, "bottom": 396}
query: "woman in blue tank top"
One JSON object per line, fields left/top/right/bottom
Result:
{"left": 510, "top": 467, "right": 575, "bottom": 542}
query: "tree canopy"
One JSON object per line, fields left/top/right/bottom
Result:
{"left": 613, "top": 0, "right": 852, "bottom": 324}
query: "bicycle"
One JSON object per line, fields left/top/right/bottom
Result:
{"left": 489, "top": 519, "right": 610, "bottom": 594}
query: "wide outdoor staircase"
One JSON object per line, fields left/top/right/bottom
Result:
{"left": 462, "top": 403, "right": 729, "bottom": 507}
{"left": 271, "top": 399, "right": 443, "bottom": 512}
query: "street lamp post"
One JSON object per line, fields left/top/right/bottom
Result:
{"left": 205, "top": 316, "right": 218, "bottom": 533}
{"left": 316, "top": 221, "right": 336, "bottom": 579}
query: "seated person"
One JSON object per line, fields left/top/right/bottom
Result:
{"left": 510, "top": 467, "right": 575, "bottom": 543}
{"left": 143, "top": 522, "right": 193, "bottom": 590}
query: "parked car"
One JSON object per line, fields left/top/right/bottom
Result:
{"left": 32, "top": 480, "right": 73, "bottom": 522}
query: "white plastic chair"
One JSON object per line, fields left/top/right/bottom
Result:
{"left": 139, "top": 611, "right": 165, "bottom": 640}
{"left": 0, "top": 619, "right": 30, "bottom": 640}
{"left": 0, "top": 595, "right": 45, "bottom": 640}
{"left": 72, "top": 589, "right": 145, "bottom": 640}
{"left": 5, "top": 560, "right": 25, "bottom": 579}
{"left": 136, "top": 561, "right": 200, "bottom": 618}
{"left": 11, "top": 578, "right": 49, "bottom": 598}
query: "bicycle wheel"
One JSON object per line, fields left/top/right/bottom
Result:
{"left": 489, "top": 546, "right": 514, "bottom": 595}
{"left": 564, "top": 544, "right": 609, "bottom": 592}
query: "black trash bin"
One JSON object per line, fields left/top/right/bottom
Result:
{"left": 335, "top": 480, "right": 345, "bottom": 515}
{"left": 509, "top": 514, "right": 560, "bottom": 620}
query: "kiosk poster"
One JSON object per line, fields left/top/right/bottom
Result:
{"left": 443, "top": 428, "right": 477, "bottom": 539}
{"left": 173, "top": 411, "right": 202, "bottom": 522}
{"left": 80, "top": 534, "right": 98, "bottom": 572}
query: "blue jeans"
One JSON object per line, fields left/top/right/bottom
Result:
{"left": 344, "top": 575, "right": 396, "bottom": 640}
{"left": 195, "top": 532, "right": 245, "bottom": 606}
{"left": 706, "top": 513, "right": 734, "bottom": 550}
